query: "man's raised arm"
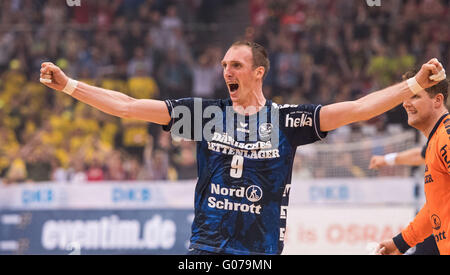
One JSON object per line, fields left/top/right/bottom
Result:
{"left": 320, "top": 58, "right": 445, "bottom": 132}
{"left": 39, "top": 62, "right": 171, "bottom": 125}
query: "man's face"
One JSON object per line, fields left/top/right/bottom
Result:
{"left": 402, "top": 90, "right": 436, "bottom": 129}
{"left": 221, "top": 46, "right": 260, "bottom": 103}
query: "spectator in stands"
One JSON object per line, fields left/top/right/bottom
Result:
{"left": 190, "top": 50, "right": 222, "bottom": 98}
{"left": 161, "top": 4, "right": 182, "bottom": 30}
{"left": 291, "top": 154, "right": 312, "bottom": 179}
{"left": 127, "top": 47, "right": 154, "bottom": 78}
{"left": 127, "top": 61, "right": 159, "bottom": 100}
{"left": 5, "top": 157, "right": 27, "bottom": 184}
{"left": 68, "top": 158, "right": 87, "bottom": 183}
{"left": 123, "top": 156, "right": 141, "bottom": 180}
{"left": 104, "top": 151, "right": 127, "bottom": 181}
{"left": 1, "top": 0, "right": 450, "bottom": 183}
{"left": 86, "top": 157, "right": 105, "bottom": 182}
{"left": 273, "top": 38, "right": 300, "bottom": 96}
{"left": 43, "top": 0, "right": 67, "bottom": 26}
{"left": 157, "top": 49, "right": 192, "bottom": 99}
{"left": 171, "top": 141, "right": 197, "bottom": 180}
{"left": 51, "top": 158, "right": 68, "bottom": 183}
{"left": 0, "top": 32, "right": 15, "bottom": 73}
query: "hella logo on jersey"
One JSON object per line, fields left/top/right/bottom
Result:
{"left": 285, "top": 113, "right": 312, "bottom": 128}
{"left": 207, "top": 183, "right": 262, "bottom": 214}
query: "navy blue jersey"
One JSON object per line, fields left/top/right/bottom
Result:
{"left": 163, "top": 98, "right": 327, "bottom": 254}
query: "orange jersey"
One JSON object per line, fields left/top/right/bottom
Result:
{"left": 400, "top": 113, "right": 450, "bottom": 254}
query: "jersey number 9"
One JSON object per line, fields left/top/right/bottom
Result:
{"left": 230, "top": 155, "right": 244, "bottom": 178}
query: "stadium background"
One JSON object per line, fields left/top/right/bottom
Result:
{"left": 0, "top": 0, "right": 448, "bottom": 254}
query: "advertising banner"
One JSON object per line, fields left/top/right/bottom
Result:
{"left": 289, "top": 177, "right": 418, "bottom": 205}
{"left": 0, "top": 179, "right": 421, "bottom": 254}
{"left": 0, "top": 181, "right": 196, "bottom": 209}
{"left": 0, "top": 209, "right": 193, "bottom": 255}
{"left": 0, "top": 178, "right": 419, "bottom": 209}
{"left": 282, "top": 206, "right": 415, "bottom": 254}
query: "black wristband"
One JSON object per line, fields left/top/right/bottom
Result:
{"left": 393, "top": 232, "right": 411, "bottom": 254}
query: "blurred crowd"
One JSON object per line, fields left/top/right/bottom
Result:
{"left": 0, "top": 0, "right": 449, "bottom": 184}
{"left": 249, "top": 0, "right": 449, "bottom": 123}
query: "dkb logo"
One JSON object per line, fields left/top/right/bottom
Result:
{"left": 366, "top": 0, "right": 381, "bottom": 7}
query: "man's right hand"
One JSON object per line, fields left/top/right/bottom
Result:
{"left": 40, "top": 62, "right": 69, "bottom": 91}
{"left": 368, "top": 155, "right": 387, "bottom": 170}
{"left": 415, "top": 58, "right": 445, "bottom": 89}
{"left": 376, "top": 239, "right": 402, "bottom": 255}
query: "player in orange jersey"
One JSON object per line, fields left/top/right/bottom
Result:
{"left": 370, "top": 144, "right": 441, "bottom": 255}
{"left": 376, "top": 70, "right": 450, "bottom": 255}
{"left": 370, "top": 144, "right": 440, "bottom": 255}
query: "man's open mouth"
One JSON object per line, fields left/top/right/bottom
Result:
{"left": 229, "top": 83, "right": 239, "bottom": 92}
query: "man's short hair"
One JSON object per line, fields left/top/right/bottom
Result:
{"left": 231, "top": 41, "right": 270, "bottom": 79}
{"left": 402, "top": 70, "right": 449, "bottom": 104}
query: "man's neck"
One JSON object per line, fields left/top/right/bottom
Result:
{"left": 232, "top": 90, "right": 266, "bottom": 116}
{"left": 421, "top": 109, "right": 449, "bottom": 138}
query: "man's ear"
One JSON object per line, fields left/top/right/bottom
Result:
{"left": 255, "top": 66, "right": 265, "bottom": 79}
{"left": 434, "top": 93, "right": 445, "bottom": 108}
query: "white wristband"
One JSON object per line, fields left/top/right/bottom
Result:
{"left": 406, "top": 77, "right": 423, "bottom": 95}
{"left": 384, "top": 153, "right": 398, "bottom": 166}
{"left": 62, "top": 78, "right": 78, "bottom": 95}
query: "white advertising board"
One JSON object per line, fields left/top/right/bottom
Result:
{"left": 283, "top": 206, "right": 415, "bottom": 255}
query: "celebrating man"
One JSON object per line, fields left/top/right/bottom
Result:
{"left": 40, "top": 41, "right": 445, "bottom": 255}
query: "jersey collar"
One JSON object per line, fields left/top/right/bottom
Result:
{"left": 424, "top": 113, "right": 450, "bottom": 157}
{"left": 224, "top": 98, "right": 272, "bottom": 117}
{"left": 427, "top": 113, "right": 450, "bottom": 141}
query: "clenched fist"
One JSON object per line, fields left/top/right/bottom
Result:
{"left": 368, "top": 155, "right": 388, "bottom": 170}
{"left": 415, "top": 58, "right": 446, "bottom": 89}
{"left": 40, "top": 62, "right": 69, "bottom": 92}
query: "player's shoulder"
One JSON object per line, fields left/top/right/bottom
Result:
{"left": 429, "top": 115, "right": 450, "bottom": 158}
{"left": 433, "top": 116, "right": 450, "bottom": 174}
{"left": 440, "top": 115, "right": 450, "bottom": 136}
{"left": 271, "top": 102, "right": 321, "bottom": 113}
{"left": 196, "top": 97, "right": 232, "bottom": 109}
{"left": 274, "top": 102, "right": 321, "bottom": 125}
{"left": 435, "top": 115, "right": 450, "bottom": 142}
{"left": 167, "top": 97, "right": 229, "bottom": 109}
